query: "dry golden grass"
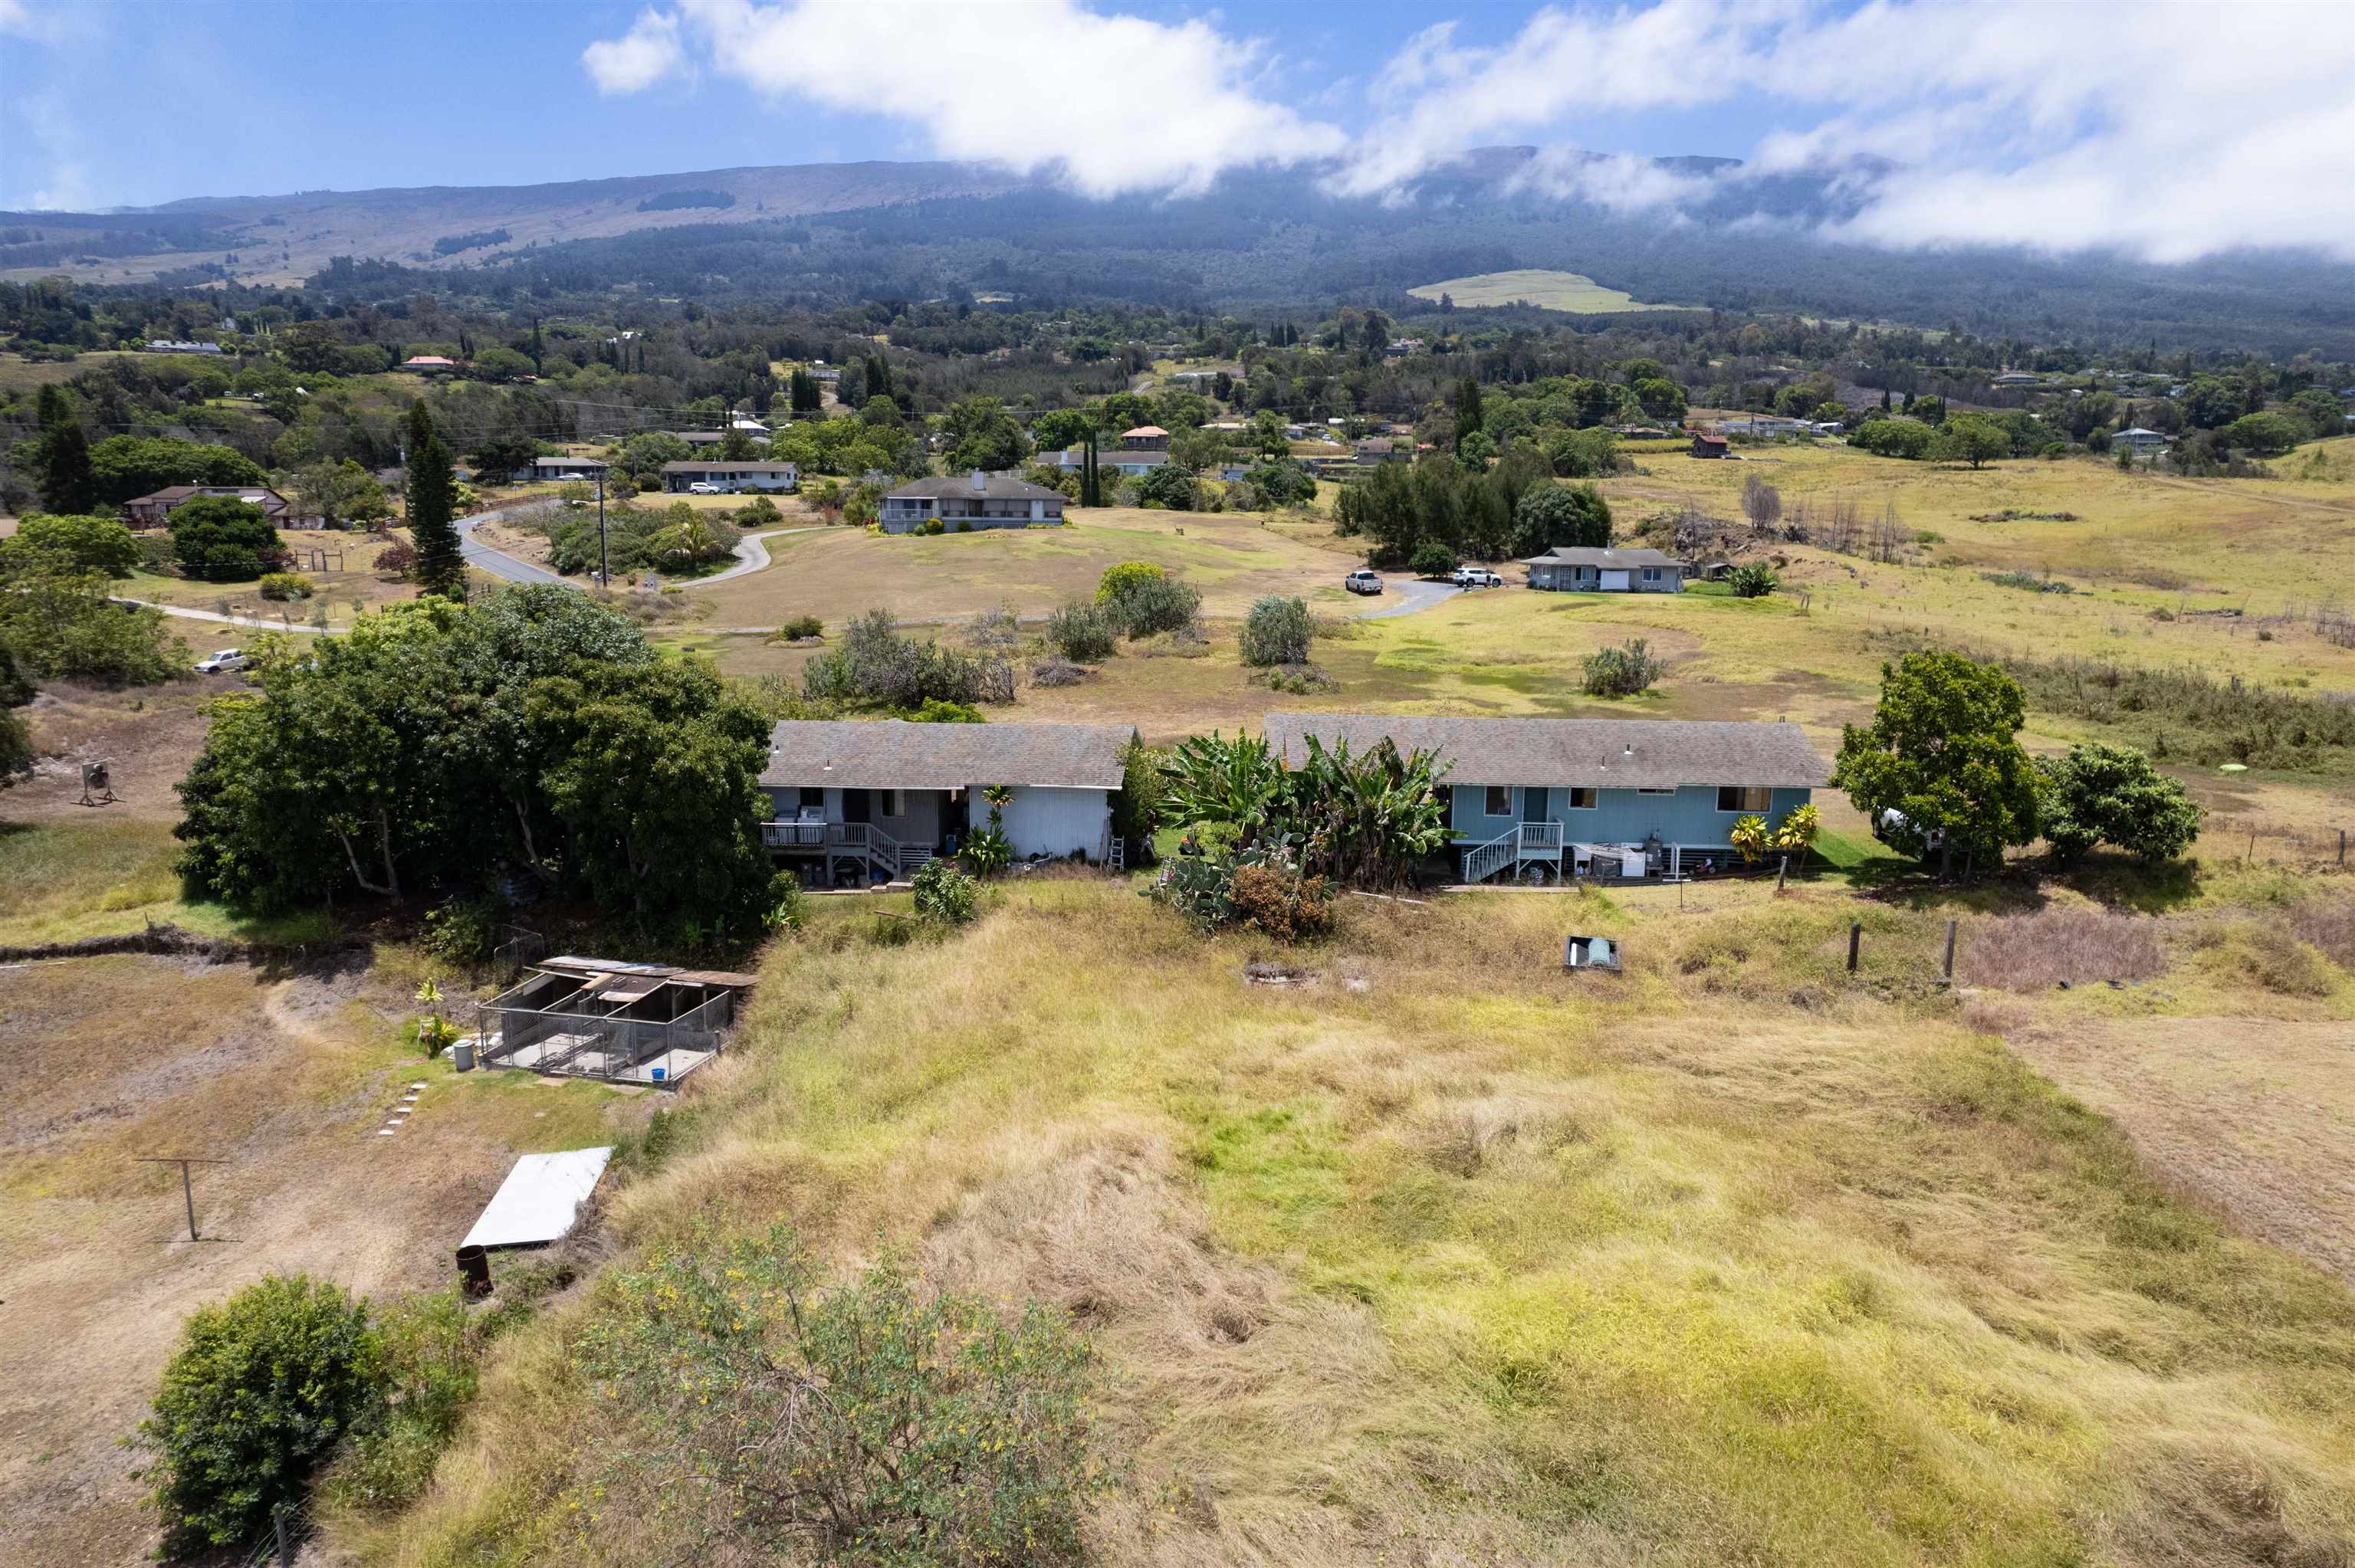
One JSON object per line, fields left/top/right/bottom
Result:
{"left": 378, "top": 880, "right": 2355, "bottom": 1567}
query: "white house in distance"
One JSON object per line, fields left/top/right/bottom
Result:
{"left": 660, "top": 459, "right": 800, "bottom": 494}
{"left": 520, "top": 455, "right": 609, "bottom": 483}
{"left": 757, "top": 720, "right": 1130, "bottom": 884}
{"left": 2113, "top": 427, "right": 2171, "bottom": 456}
{"left": 402, "top": 354, "right": 457, "bottom": 375}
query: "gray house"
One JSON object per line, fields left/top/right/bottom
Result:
{"left": 880, "top": 471, "right": 1066, "bottom": 533}
{"left": 758, "top": 720, "right": 1129, "bottom": 884}
{"left": 661, "top": 459, "right": 800, "bottom": 494}
{"left": 1522, "top": 546, "right": 1685, "bottom": 592}
{"left": 1266, "top": 713, "right": 1828, "bottom": 884}
{"left": 521, "top": 456, "right": 609, "bottom": 483}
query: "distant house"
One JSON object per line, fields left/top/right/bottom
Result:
{"left": 661, "top": 459, "right": 799, "bottom": 494}
{"left": 1265, "top": 713, "right": 1829, "bottom": 884}
{"left": 1522, "top": 546, "right": 1685, "bottom": 594}
{"left": 1811, "top": 420, "right": 1845, "bottom": 435}
{"left": 402, "top": 355, "right": 457, "bottom": 375}
{"left": 1720, "top": 416, "right": 1807, "bottom": 438}
{"left": 675, "top": 430, "right": 730, "bottom": 448}
{"left": 521, "top": 456, "right": 609, "bottom": 484}
{"left": 1102, "top": 426, "right": 1171, "bottom": 476}
{"left": 1217, "top": 464, "right": 1250, "bottom": 483}
{"left": 1992, "top": 372, "right": 2040, "bottom": 388}
{"left": 879, "top": 471, "right": 1064, "bottom": 533}
{"left": 1690, "top": 433, "right": 1729, "bottom": 458}
{"left": 121, "top": 485, "right": 293, "bottom": 530}
{"left": 757, "top": 720, "right": 1129, "bottom": 882}
{"left": 729, "top": 416, "right": 770, "bottom": 435}
{"left": 2114, "top": 427, "right": 2171, "bottom": 455}
{"left": 1354, "top": 438, "right": 1408, "bottom": 465}
{"left": 144, "top": 339, "right": 222, "bottom": 355}
{"left": 1384, "top": 338, "right": 1424, "bottom": 357}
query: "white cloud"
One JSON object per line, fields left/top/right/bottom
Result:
{"left": 580, "top": 0, "right": 2355, "bottom": 263}
{"left": 581, "top": 7, "right": 685, "bottom": 95}
{"left": 1340, "top": 0, "right": 2355, "bottom": 261}
{"left": 583, "top": 0, "right": 1345, "bottom": 197}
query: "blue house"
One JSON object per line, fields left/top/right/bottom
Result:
{"left": 1265, "top": 713, "right": 1830, "bottom": 884}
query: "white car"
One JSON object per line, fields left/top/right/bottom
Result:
{"left": 685, "top": 481, "right": 728, "bottom": 495}
{"left": 1451, "top": 566, "right": 1505, "bottom": 588}
{"left": 195, "top": 648, "right": 250, "bottom": 674}
{"left": 1345, "top": 569, "right": 1384, "bottom": 595}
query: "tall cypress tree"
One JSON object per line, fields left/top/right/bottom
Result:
{"left": 405, "top": 399, "right": 465, "bottom": 601}
{"left": 34, "top": 384, "right": 95, "bottom": 514}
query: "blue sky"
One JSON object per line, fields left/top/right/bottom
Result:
{"left": 4, "top": 0, "right": 2350, "bottom": 263}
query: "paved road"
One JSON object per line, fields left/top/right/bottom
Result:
{"left": 693, "top": 526, "right": 820, "bottom": 586}
{"left": 457, "top": 511, "right": 567, "bottom": 586}
{"left": 117, "top": 599, "right": 340, "bottom": 636}
{"left": 1357, "top": 577, "right": 1473, "bottom": 619}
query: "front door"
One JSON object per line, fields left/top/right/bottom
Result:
{"left": 1522, "top": 787, "right": 1548, "bottom": 826}
{"left": 842, "top": 789, "right": 871, "bottom": 825}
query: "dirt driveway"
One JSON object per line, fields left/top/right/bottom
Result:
{"left": 2006, "top": 1018, "right": 2355, "bottom": 1287}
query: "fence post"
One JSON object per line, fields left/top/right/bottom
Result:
{"left": 1943, "top": 918, "right": 1957, "bottom": 982}
{"left": 2340, "top": 828, "right": 2347, "bottom": 866}
{"left": 1848, "top": 922, "right": 1861, "bottom": 974}
{"left": 1775, "top": 855, "right": 1788, "bottom": 894}
{"left": 274, "top": 1505, "right": 292, "bottom": 1564}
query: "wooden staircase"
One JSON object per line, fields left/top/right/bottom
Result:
{"left": 1459, "top": 821, "right": 1565, "bottom": 884}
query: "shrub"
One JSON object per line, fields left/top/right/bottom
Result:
{"left": 1240, "top": 595, "right": 1312, "bottom": 667}
{"left": 803, "top": 609, "right": 1012, "bottom": 709}
{"left": 1135, "top": 462, "right": 1199, "bottom": 510}
{"left": 1728, "top": 563, "right": 1779, "bottom": 599}
{"left": 1028, "top": 656, "right": 1092, "bottom": 687}
{"left": 777, "top": 613, "right": 823, "bottom": 641}
{"left": 135, "top": 1275, "right": 384, "bottom": 1552}
{"left": 1106, "top": 572, "right": 1201, "bottom": 639}
{"left": 911, "top": 858, "right": 978, "bottom": 924}
{"left": 921, "top": 517, "right": 945, "bottom": 535}
{"left": 578, "top": 1224, "right": 1109, "bottom": 1567}
{"left": 1045, "top": 599, "right": 1118, "bottom": 663}
{"left": 320, "top": 1288, "right": 479, "bottom": 1514}
{"left": 374, "top": 539, "right": 417, "bottom": 580}
{"left": 258, "top": 571, "right": 315, "bottom": 602}
{"left": 2038, "top": 743, "right": 2204, "bottom": 864}
{"left": 904, "top": 697, "right": 984, "bottom": 723}
{"left": 1095, "top": 560, "right": 1164, "bottom": 606}
{"left": 1982, "top": 569, "right": 2072, "bottom": 594}
{"left": 1410, "top": 540, "right": 1458, "bottom": 577}
{"left": 13, "top": 511, "right": 142, "bottom": 576}
{"left": 1228, "top": 862, "right": 1335, "bottom": 941}
{"left": 420, "top": 895, "right": 503, "bottom": 964}
{"left": 1581, "top": 638, "right": 1663, "bottom": 697}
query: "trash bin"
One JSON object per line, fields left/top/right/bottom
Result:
{"left": 650, "top": 1064, "right": 666, "bottom": 1083}
{"left": 452, "top": 1038, "right": 476, "bottom": 1072}
{"left": 455, "top": 1244, "right": 491, "bottom": 1298}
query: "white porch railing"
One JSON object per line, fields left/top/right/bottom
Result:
{"left": 1458, "top": 821, "right": 1565, "bottom": 884}
{"left": 758, "top": 819, "right": 912, "bottom": 880}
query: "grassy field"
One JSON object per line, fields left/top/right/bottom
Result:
{"left": 689, "top": 507, "right": 1361, "bottom": 628}
{"left": 1407, "top": 268, "right": 1703, "bottom": 313}
{"left": 380, "top": 875, "right": 2355, "bottom": 1566}
{"left": 120, "top": 527, "right": 422, "bottom": 628}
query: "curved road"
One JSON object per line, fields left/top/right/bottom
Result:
{"left": 1358, "top": 577, "right": 1468, "bottom": 619}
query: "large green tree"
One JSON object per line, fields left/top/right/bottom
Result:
{"left": 1512, "top": 481, "right": 1612, "bottom": 556}
{"left": 942, "top": 396, "right": 1030, "bottom": 473}
{"left": 173, "top": 588, "right": 780, "bottom": 933}
{"left": 87, "top": 435, "right": 265, "bottom": 506}
{"left": 1833, "top": 651, "right": 2045, "bottom": 877}
{"left": 7, "top": 512, "right": 141, "bottom": 576}
{"left": 0, "top": 541, "right": 184, "bottom": 684}
{"left": 34, "top": 384, "right": 96, "bottom": 514}
{"left": 169, "top": 495, "right": 282, "bottom": 582}
{"left": 404, "top": 400, "right": 466, "bottom": 600}
{"left": 1930, "top": 413, "right": 2008, "bottom": 469}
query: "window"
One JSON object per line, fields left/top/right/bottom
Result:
{"left": 879, "top": 789, "right": 904, "bottom": 818}
{"left": 1718, "top": 786, "right": 1772, "bottom": 812}
{"left": 1565, "top": 787, "right": 1597, "bottom": 809}
{"left": 1643, "top": 567, "right": 1659, "bottom": 581}
{"left": 1483, "top": 786, "right": 1513, "bottom": 817}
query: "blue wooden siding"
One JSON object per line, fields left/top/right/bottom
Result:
{"left": 1447, "top": 782, "right": 1811, "bottom": 848}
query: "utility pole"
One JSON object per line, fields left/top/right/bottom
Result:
{"left": 138, "top": 1156, "right": 226, "bottom": 1242}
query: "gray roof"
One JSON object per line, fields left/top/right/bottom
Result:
{"left": 761, "top": 720, "right": 1128, "bottom": 791}
{"left": 1263, "top": 713, "right": 1829, "bottom": 789}
{"left": 660, "top": 460, "right": 799, "bottom": 473}
{"left": 1519, "top": 546, "right": 1683, "bottom": 569}
{"left": 530, "top": 456, "right": 606, "bottom": 468}
{"left": 885, "top": 474, "right": 1065, "bottom": 501}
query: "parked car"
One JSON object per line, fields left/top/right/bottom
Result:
{"left": 1451, "top": 566, "right": 1504, "bottom": 588}
{"left": 1345, "top": 569, "right": 1384, "bottom": 595}
{"left": 194, "top": 648, "right": 250, "bottom": 674}
{"left": 685, "top": 481, "right": 728, "bottom": 495}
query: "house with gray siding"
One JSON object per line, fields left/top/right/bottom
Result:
{"left": 759, "top": 720, "right": 1128, "bottom": 884}
{"left": 661, "top": 458, "right": 799, "bottom": 493}
{"left": 1265, "top": 713, "right": 1828, "bottom": 884}
{"left": 1522, "top": 546, "right": 1685, "bottom": 592}
{"left": 879, "top": 471, "right": 1065, "bottom": 532}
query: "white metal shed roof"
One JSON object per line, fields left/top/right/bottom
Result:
{"left": 460, "top": 1147, "right": 613, "bottom": 1251}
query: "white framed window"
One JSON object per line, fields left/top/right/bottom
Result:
{"left": 1637, "top": 786, "right": 1677, "bottom": 796}
{"left": 1483, "top": 786, "right": 1513, "bottom": 817}
{"left": 1565, "top": 786, "right": 1597, "bottom": 809}
{"left": 1643, "top": 567, "right": 1659, "bottom": 581}
{"left": 1717, "top": 786, "right": 1772, "bottom": 812}
{"left": 879, "top": 789, "right": 904, "bottom": 818}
